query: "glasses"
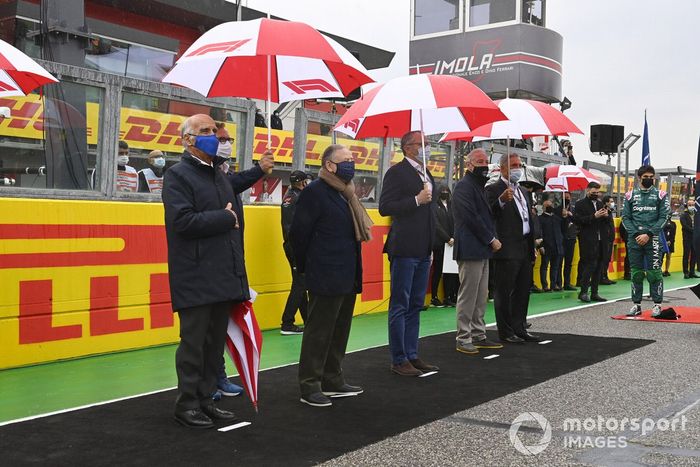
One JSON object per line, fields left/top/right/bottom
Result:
{"left": 218, "top": 137, "right": 234, "bottom": 144}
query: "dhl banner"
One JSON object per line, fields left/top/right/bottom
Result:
{"left": 0, "top": 95, "right": 447, "bottom": 177}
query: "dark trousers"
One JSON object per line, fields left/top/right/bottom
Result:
{"left": 431, "top": 247, "right": 458, "bottom": 301}
{"left": 579, "top": 240, "right": 606, "bottom": 295}
{"left": 298, "top": 293, "right": 356, "bottom": 396}
{"left": 682, "top": 233, "right": 696, "bottom": 274}
{"left": 492, "top": 257, "right": 532, "bottom": 339}
{"left": 562, "top": 238, "right": 576, "bottom": 286}
{"left": 281, "top": 258, "right": 308, "bottom": 326}
{"left": 175, "top": 301, "right": 231, "bottom": 412}
{"left": 600, "top": 238, "right": 614, "bottom": 280}
{"left": 540, "top": 253, "right": 562, "bottom": 289}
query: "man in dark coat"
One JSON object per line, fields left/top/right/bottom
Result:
{"left": 279, "top": 170, "right": 310, "bottom": 335}
{"left": 538, "top": 198, "right": 565, "bottom": 291}
{"left": 680, "top": 199, "right": 697, "bottom": 278}
{"left": 662, "top": 217, "right": 677, "bottom": 276}
{"left": 599, "top": 195, "right": 617, "bottom": 285}
{"left": 430, "top": 183, "right": 457, "bottom": 307}
{"left": 573, "top": 181, "right": 609, "bottom": 303}
{"left": 379, "top": 131, "right": 439, "bottom": 376}
{"left": 163, "top": 114, "right": 253, "bottom": 429}
{"left": 561, "top": 192, "right": 579, "bottom": 290}
{"left": 485, "top": 153, "right": 542, "bottom": 343}
{"left": 290, "top": 144, "right": 366, "bottom": 407}
{"left": 452, "top": 148, "right": 503, "bottom": 355}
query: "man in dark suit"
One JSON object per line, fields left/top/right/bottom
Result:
{"left": 561, "top": 192, "right": 579, "bottom": 290}
{"left": 573, "top": 181, "right": 609, "bottom": 303}
{"left": 680, "top": 200, "right": 697, "bottom": 278}
{"left": 539, "top": 198, "right": 565, "bottom": 291}
{"left": 431, "top": 183, "right": 457, "bottom": 307}
{"left": 379, "top": 131, "right": 439, "bottom": 376}
{"left": 599, "top": 195, "right": 617, "bottom": 285}
{"left": 452, "top": 148, "right": 503, "bottom": 355}
{"left": 485, "top": 153, "right": 542, "bottom": 343}
{"left": 290, "top": 144, "right": 369, "bottom": 407}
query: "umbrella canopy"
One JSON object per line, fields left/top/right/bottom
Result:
{"left": 544, "top": 165, "right": 599, "bottom": 192}
{"left": 0, "top": 39, "right": 58, "bottom": 97}
{"left": 333, "top": 74, "right": 507, "bottom": 139}
{"left": 162, "top": 18, "right": 373, "bottom": 103}
{"left": 225, "top": 296, "right": 263, "bottom": 412}
{"left": 441, "top": 98, "right": 583, "bottom": 142}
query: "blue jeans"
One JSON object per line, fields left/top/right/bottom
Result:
{"left": 388, "top": 256, "right": 431, "bottom": 365}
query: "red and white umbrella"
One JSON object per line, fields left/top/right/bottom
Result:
{"left": 441, "top": 98, "right": 583, "bottom": 142}
{"left": 544, "top": 165, "right": 598, "bottom": 192}
{"left": 0, "top": 39, "right": 58, "bottom": 97}
{"left": 225, "top": 292, "right": 263, "bottom": 412}
{"left": 334, "top": 74, "right": 506, "bottom": 139}
{"left": 162, "top": 18, "right": 373, "bottom": 104}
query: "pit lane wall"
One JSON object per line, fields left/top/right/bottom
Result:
{"left": 0, "top": 197, "right": 680, "bottom": 369}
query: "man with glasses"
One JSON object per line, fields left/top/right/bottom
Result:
{"left": 622, "top": 165, "right": 670, "bottom": 316}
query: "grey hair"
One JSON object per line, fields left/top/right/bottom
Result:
{"left": 466, "top": 148, "right": 487, "bottom": 163}
{"left": 400, "top": 131, "right": 421, "bottom": 152}
{"left": 181, "top": 116, "right": 194, "bottom": 148}
{"left": 322, "top": 144, "right": 345, "bottom": 165}
{"left": 499, "top": 153, "right": 520, "bottom": 167}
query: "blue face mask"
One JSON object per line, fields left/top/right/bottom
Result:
{"left": 509, "top": 168, "right": 523, "bottom": 184}
{"left": 191, "top": 134, "right": 219, "bottom": 158}
{"left": 334, "top": 160, "right": 355, "bottom": 183}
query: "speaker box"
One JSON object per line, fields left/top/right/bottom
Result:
{"left": 590, "top": 124, "right": 624, "bottom": 153}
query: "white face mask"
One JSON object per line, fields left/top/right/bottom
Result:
{"left": 117, "top": 155, "right": 129, "bottom": 166}
{"left": 217, "top": 141, "right": 232, "bottom": 159}
{"left": 417, "top": 145, "right": 431, "bottom": 160}
{"left": 152, "top": 157, "right": 165, "bottom": 168}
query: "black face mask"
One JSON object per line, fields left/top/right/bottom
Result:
{"left": 440, "top": 192, "right": 449, "bottom": 200}
{"left": 641, "top": 178, "right": 654, "bottom": 188}
{"left": 545, "top": 206, "right": 554, "bottom": 213}
{"left": 472, "top": 165, "right": 489, "bottom": 180}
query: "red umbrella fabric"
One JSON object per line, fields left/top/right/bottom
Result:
{"left": 225, "top": 298, "right": 263, "bottom": 412}
{"left": 544, "top": 165, "right": 599, "bottom": 192}
{"left": 162, "top": 18, "right": 373, "bottom": 103}
{"left": 441, "top": 98, "right": 582, "bottom": 142}
{"left": 333, "top": 74, "right": 507, "bottom": 139}
{"left": 0, "top": 39, "right": 58, "bottom": 97}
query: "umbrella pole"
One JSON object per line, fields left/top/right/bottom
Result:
{"left": 419, "top": 109, "right": 428, "bottom": 184}
{"left": 267, "top": 54, "right": 271, "bottom": 149}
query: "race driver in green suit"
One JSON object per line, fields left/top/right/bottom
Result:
{"left": 621, "top": 165, "right": 670, "bottom": 317}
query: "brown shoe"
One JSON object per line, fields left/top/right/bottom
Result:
{"left": 409, "top": 358, "right": 439, "bottom": 372}
{"left": 391, "top": 360, "right": 423, "bottom": 376}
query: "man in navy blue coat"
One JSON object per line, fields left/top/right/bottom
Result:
{"left": 538, "top": 197, "right": 566, "bottom": 291}
{"left": 452, "top": 149, "right": 503, "bottom": 355}
{"left": 379, "top": 131, "right": 439, "bottom": 377}
{"left": 290, "top": 144, "right": 364, "bottom": 407}
{"left": 163, "top": 114, "right": 270, "bottom": 429}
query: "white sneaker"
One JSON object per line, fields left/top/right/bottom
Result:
{"left": 651, "top": 304, "right": 662, "bottom": 318}
{"left": 626, "top": 304, "right": 642, "bottom": 316}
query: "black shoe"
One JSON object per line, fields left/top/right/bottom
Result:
{"left": 430, "top": 298, "right": 445, "bottom": 308}
{"left": 600, "top": 279, "right": 616, "bottom": 285}
{"left": 443, "top": 299, "right": 456, "bottom": 307}
{"left": 517, "top": 332, "right": 544, "bottom": 343}
{"left": 684, "top": 273, "right": 690, "bottom": 279}
{"left": 542, "top": 288, "right": 551, "bottom": 293}
{"left": 300, "top": 392, "right": 332, "bottom": 407}
{"left": 500, "top": 335, "right": 525, "bottom": 344}
{"left": 322, "top": 383, "right": 363, "bottom": 397}
{"left": 691, "top": 273, "right": 700, "bottom": 278}
{"left": 662, "top": 271, "right": 670, "bottom": 277}
{"left": 174, "top": 409, "right": 214, "bottom": 429}
{"left": 552, "top": 286, "right": 562, "bottom": 291}
{"left": 578, "top": 292, "right": 591, "bottom": 303}
{"left": 564, "top": 285, "right": 577, "bottom": 291}
{"left": 590, "top": 294, "right": 607, "bottom": 302}
{"left": 201, "top": 404, "right": 237, "bottom": 421}
{"left": 280, "top": 324, "right": 304, "bottom": 335}
{"left": 531, "top": 286, "right": 543, "bottom": 293}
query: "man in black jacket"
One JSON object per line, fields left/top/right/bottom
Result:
{"left": 680, "top": 200, "right": 697, "bottom": 278}
{"left": 539, "top": 198, "right": 565, "bottom": 291}
{"left": 379, "top": 131, "right": 439, "bottom": 376}
{"left": 163, "top": 114, "right": 255, "bottom": 429}
{"left": 599, "top": 195, "right": 617, "bottom": 285}
{"left": 431, "top": 183, "right": 457, "bottom": 307}
{"left": 561, "top": 192, "right": 578, "bottom": 290}
{"left": 290, "top": 144, "right": 367, "bottom": 407}
{"left": 485, "top": 153, "right": 542, "bottom": 343}
{"left": 452, "top": 149, "right": 503, "bottom": 355}
{"left": 573, "top": 181, "right": 609, "bottom": 303}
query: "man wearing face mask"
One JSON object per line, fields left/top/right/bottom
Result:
{"left": 485, "top": 153, "right": 541, "bottom": 343}
{"left": 573, "top": 182, "right": 608, "bottom": 303}
{"left": 622, "top": 166, "right": 670, "bottom": 316}
{"left": 680, "top": 199, "right": 697, "bottom": 279}
{"left": 116, "top": 140, "right": 139, "bottom": 192}
{"left": 599, "top": 195, "right": 617, "bottom": 285}
{"left": 162, "top": 114, "right": 273, "bottom": 429}
{"left": 452, "top": 149, "right": 502, "bottom": 355}
{"left": 430, "top": 183, "right": 457, "bottom": 307}
{"left": 379, "top": 131, "right": 440, "bottom": 376}
{"left": 538, "top": 198, "right": 565, "bottom": 291}
{"left": 290, "top": 144, "right": 373, "bottom": 407}
{"left": 138, "top": 150, "right": 166, "bottom": 194}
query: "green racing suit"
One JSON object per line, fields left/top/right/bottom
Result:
{"left": 621, "top": 185, "right": 670, "bottom": 304}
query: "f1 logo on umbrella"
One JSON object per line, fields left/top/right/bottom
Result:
{"left": 282, "top": 79, "right": 339, "bottom": 95}
{"left": 185, "top": 39, "right": 251, "bottom": 57}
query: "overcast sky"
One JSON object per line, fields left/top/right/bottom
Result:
{"left": 240, "top": 0, "right": 700, "bottom": 170}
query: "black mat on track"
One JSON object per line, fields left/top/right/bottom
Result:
{"left": 0, "top": 332, "right": 651, "bottom": 466}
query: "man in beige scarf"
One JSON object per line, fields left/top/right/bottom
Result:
{"left": 290, "top": 144, "right": 373, "bottom": 407}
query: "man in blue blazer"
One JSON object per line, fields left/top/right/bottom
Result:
{"left": 379, "top": 131, "right": 439, "bottom": 376}
{"left": 452, "top": 149, "right": 503, "bottom": 355}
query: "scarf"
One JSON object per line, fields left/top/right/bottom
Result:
{"left": 318, "top": 168, "right": 373, "bottom": 242}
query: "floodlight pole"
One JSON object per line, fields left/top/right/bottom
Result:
{"left": 616, "top": 133, "right": 641, "bottom": 210}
